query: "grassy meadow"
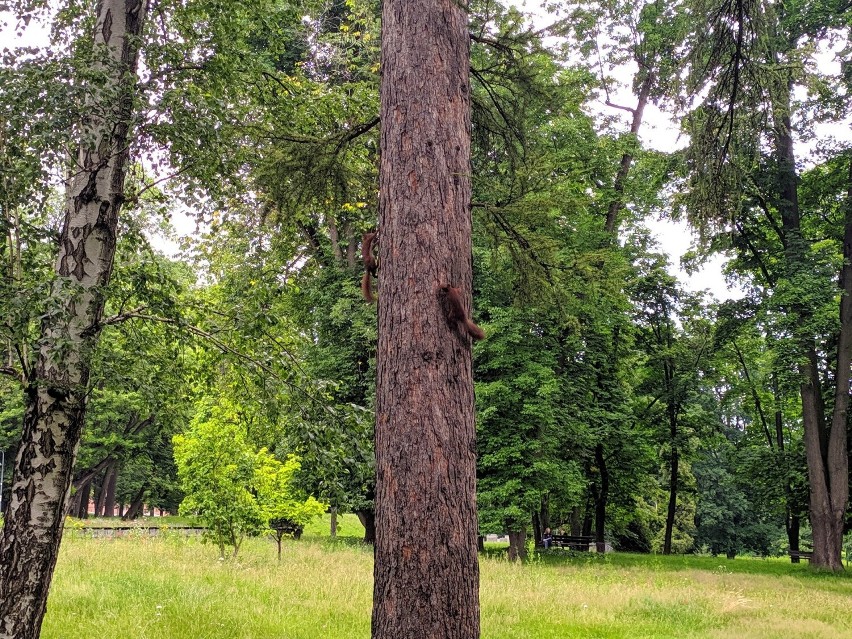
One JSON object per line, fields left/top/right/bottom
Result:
{"left": 44, "top": 515, "right": 852, "bottom": 639}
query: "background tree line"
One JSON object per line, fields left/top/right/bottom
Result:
{"left": 0, "top": 0, "right": 850, "bottom": 636}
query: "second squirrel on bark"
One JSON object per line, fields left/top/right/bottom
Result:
{"left": 439, "top": 285, "right": 485, "bottom": 341}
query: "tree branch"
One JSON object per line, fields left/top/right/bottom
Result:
{"left": 96, "top": 310, "right": 329, "bottom": 412}
{"left": 98, "top": 306, "right": 147, "bottom": 328}
{"left": 0, "top": 366, "right": 24, "bottom": 383}
{"left": 604, "top": 100, "right": 637, "bottom": 115}
{"left": 127, "top": 164, "right": 197, "bottom": 203}
{"left": 333, "top": 116, "right": 380, "bottom": 154}
{"left": 470, "top": 67, "right": 520, "bottom": 141}
{"left": 72, "top": 456, "right": 115, "bottom": 491}
{"left": 470, "top": 32, "right": 514, "bottom": 55}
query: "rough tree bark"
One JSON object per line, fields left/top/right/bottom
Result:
{"left": 371, "top": 1, "right": 480, "bottom": 637}
{"left": 787, "top": 512, "right": 801, "bottom": 564}
{"left": 0, "top": 3, "right": 147, "bottom": 636}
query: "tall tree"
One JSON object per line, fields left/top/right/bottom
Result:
{"left": 372, "top": 0, "right": 480, "bottom": 637}
{"left": 559, "top": 0, "right": 682, "bottom": 235}
{"left": 680, "top": 0, "right": 851, "bottom": 568}
{"left": 552, "top": 0, "right": 683, "bottom": 552}
{"left": 631, "top": 251, "right": 712, "bottom": 554}
{"left": 711, "top": 299, "right": 809, "bottom": 560}
{"left": 0, "top": 1, "right": 148, "bottom": 635}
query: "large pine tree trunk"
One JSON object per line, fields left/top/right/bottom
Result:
{"left": 0, "top": 3, "right": 147, "bottom": 636}
{"left": 371, "top": 1, "right": 480, "bottom": 637}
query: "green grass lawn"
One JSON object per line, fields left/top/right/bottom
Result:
{"left": 43, "top": 516, "right": 852, "bottom": 639}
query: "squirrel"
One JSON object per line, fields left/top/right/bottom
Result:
{"left": 440, "top": 285, "right": 485, "bottom": 341}
{"left": 361, "top": 231, "right": 378, "bottom": 303}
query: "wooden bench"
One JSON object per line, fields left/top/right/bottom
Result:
{"left": 789, "top": 550, "right": 813, "bottom": 561}
{"left": 541, "top": 534, "right": 593, "bottom": 551}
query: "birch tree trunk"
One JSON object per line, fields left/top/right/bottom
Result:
{"left": 0, "top": 2, "right": 147, "bottom": 636}
{"left": 372, "top": 1, "right": 480, "bottom": 637}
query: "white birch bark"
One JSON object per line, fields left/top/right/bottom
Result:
{"left": 0, "top": 2, "right": 147, "bottom": 636}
